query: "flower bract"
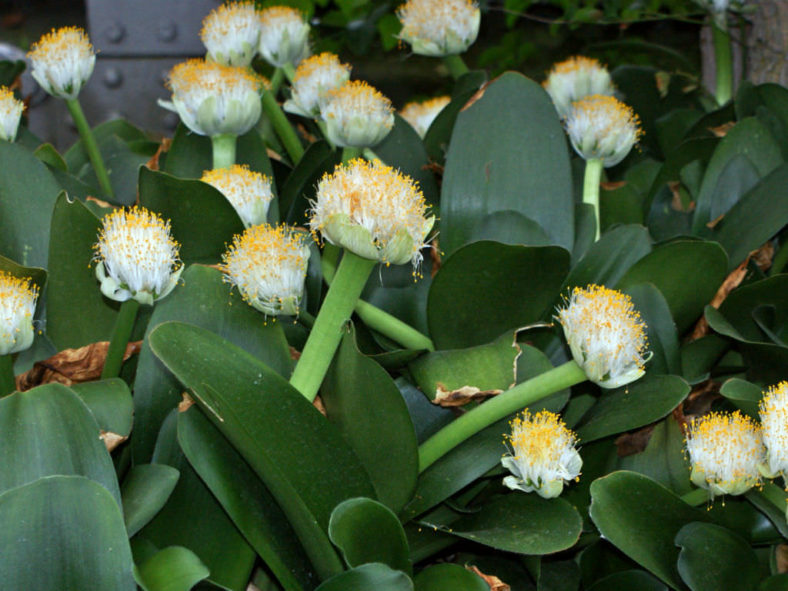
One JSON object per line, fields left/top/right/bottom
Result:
{"left": 565, "top": 95, "right": 641, "bottom": 167}
{"left": 221, "top": 224, "right": 311, "bottom": 317}
{"left": 686, "top": 410, "right": 765, "bottom": 498}
{"left": 0, "top": 87, "right": 23, "bottom": 142}
{"left": 0, "top": 272, "right": 38, "bottom": 356}
{"left": 94, "top": 206, "right": 183, "bottom": 306}
{"left": 309, "top": 158, "right": 434, "bottom": 269}
{"left": 28, "top": 26, "right": 95, "bottom": 100}
{"left": 201, "top": 2, "right": 261, "bottom": 67}
{"left": 759, "top": 381, "right": 788, "bottom": 479}
{"left": 502, "top": 410, "right": 582, "bottom": 499}
{"left": 163, "top": 58, "right": 262, "bottom": 137}
{"left": 556, "top": 284, "right": 649, "bottom": 389}
{"left": 201, "top": 164, "right": 274, "bottom": 228}
{"left": 397, "top": 0, "right": 480, "bottom": 57}
{"left": 283, "top": 52, "right": 351, "bottom": 118}
{"left": 258, "top": 6, "right": 310, "bottom": 68}
{"left": 400, "top": 96, "right": 450, "bottom": 138}
{"left": 320, "top": 81, "right": 394, "bottom": 148}
{"left": 543, "top": 56, "right": 615, "bottom": 120}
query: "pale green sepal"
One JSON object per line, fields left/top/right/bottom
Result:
{"left": 96, "top": 263, "right": 133, "bottom": 303}
{"left": 380, "top": 226, "right": 416, "bottom": 266}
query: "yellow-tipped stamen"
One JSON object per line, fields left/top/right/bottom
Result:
{"left": 258, "top": 6, "right": 310, "bottom": 68}
{"left": 201, "top": 1, "right": 261, "bottom": 67}
{"left": 283, "top": 52, "right": 351, "bottom": 119}
{"left": 28, "top": 26, "right": 95, "bottom": 100}
{"left": 397, "top": 0, "right": 480, "bottom": 57}
{"left": 543, "top": 56, "right": 615, "bottom": 120}
{"left": 320, "top": 81, "right": 395, "bottom": 148}
{"left": 0, "top": 87, "right": 23, "bottom": 142}
{"left": 0, "top": 271, "right": 38, "bottom": 357}
{"left": 400, "top": 95, "right": 450, "bottom": 138}
{"left": 759, "top": 382, "right": 788, "bottom": 480}
{"left": 201, "top": 164, "right": 274, "bottom": 228}
{"left": 565, "top": 95, "right": 641, "bottom": 168}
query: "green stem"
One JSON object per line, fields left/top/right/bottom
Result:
{"left": 281, "top": 63, "right": 296, "bottom": 83}
{"left": 316, "top": 120, "right": 334, "bottom": 149}
{"left": 760, "top": 481, "right": 788, "bottom": 512}
{"left": 297, "top": 310, "right": 315, "bottom": 329}
{"left": 101, "top": 299, "right": 140, "bottom": 380}
{"left": 66, "top": 98, "right": 114, "bottom": 198}
{"left": 362, "top": 148, "right": 382, "bottom": 162}
{"left": 269, "top": 67, "right": 285, "bottom": 96}
{"left": 712, "top": 19, "right": 733, "bottom": 106}
{"left": 261, "top": 88, "right": 304, "bottom": 164}
{"left": 0, "top": 354, "right": 15, "bottom": 397}
{"left": 341, "top": 146, "right": 360, "bottom": 163}
{"left": 680, "top": 487, "right": 710, "bottom": 506}
{"left": 289, "top": 251, "right": 377, "bottom": 401}
{"left": 583, "top": 158, "right": 604, "bottom": 241}
{"left": 322, "top": 246, "right": 434, "bottom": 351}
{"left": 418, "top": 360, "right": 587, "bottom": 472}
{"left": 443, "top": 54, "right": 469, "bottom": 80}
{"left": 211, "top": 134, "right": 237, "bottom": 169}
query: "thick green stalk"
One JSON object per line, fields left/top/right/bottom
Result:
{"left": 712, "top": 19, "right": 733, "bottom": 106}
{"left": 443, "top": 54, "right": 469, "bottom": 80}
{"left": 281, "top": 63, "right": 296, "bottom": 83}
{"left": 269, "top": 67, "right": 285, "bottom": 96}
{"left": 583, "top": 158, "right": 604, "bottom": 240}
{"left": 759, "top": 481, "right": 788, "bottom": 512}
{"left": 261, "top": 88, "right": 304, "bottom": 164}
{"left": 418, "top": 360, "right": 587, "bottom": 472}
{"left": 322, "top": 246, "right": 435, "bottom": 351}
{"left": 289, "top": 251, "right": 376, "bottom": 401}
{"left": 211, "top": 134, "right": 237, "bottom": 169}
{"left": 680, "top": 487, "right": 709, "bottom": 506}
{"left": 66, "top": 98, "right": 114, "bottom": 198}
{"left": 0, "top": 354, "right": 15, "bottom": 397}
{"left": 101, "top": 299, "right": 140, "bottom": 379}
{"left": 341, "top": 146, "right": 360, "bottom": 163}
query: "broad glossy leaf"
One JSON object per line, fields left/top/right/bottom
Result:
{"left": 0, "top": 141, "right": 62, "bottom": 268}
{"left": 329, "top": 497, "right": 411, "bottom": 574}
{"left": 135, "top": 546, "right": 210, "bottom": 591}
{"left": 132, "top": 264, "right": 292, "bottom": 461}
{"left": 414, "top": 563, "right": 488, "bottom": 591}
{"left": 681, "top": 334, "right": 729, "bottom": 384}
{"left": 315, "top": 563, "right": 413, "bottom": 591}
{"left": 428, "top": 242, "right": 570, "bottom": 349}
{"left": 148, "top": 320, "right": 375, "bottom": 533}
{"left": 141, "top": 411, "right": 256, "bottom": 591}
{"left": 719, "top": 378, "right": 762, "bottom": 418}
{"left": 70, "top": 378, "right": 133, "bottom": 438}
{"left": 137, "top": 167, "right": 244, "bottom": 264}
{"left": 0, "top": 476, "right": 135, "bottom": 590}
{"left": 422, "top": 494, "right": 582, "bottom": 555}
{"left": 675, "top": 522, "right": 760, "bottom": 591}
{"left": 704, "top": 495, "right": 780, "bottom": 544}
{"left": 64, "top": 119, "right": 148, "bottom": 171}
{"left": 587, "top": 570, "right": 667, "bottom": 591}
{"left": 468, "top": 210, "right": 551, "bottom": 246}
{"left": 0, "top": 383, "right": 120, "bottom": 504}
{"left": 589, "top": 471, "right": 712, "bottom": 589}
{"left": 440, "top": 72, "right": 573, "bottom": 255}
{"left": 396, "top": 377, "right": 454, "bottom": 444}
{"left": 322, "top": 328, "right": 418, "bottom": 513}
{"left": 46, "top": 193, "right": 118, "bottom": 349}
{"left": 624, "top": 283, "right": 681, "bottom": 375}
{"left": 178, "top": 407, "right": 316, "bottom": 591}
{"left": 576, "top": 375, "right": 689, "bottom": 443}
{"left": 761, "top": 575, "right": 788, "bottom": 591}
{"left": 714, "top": 275, "right": 788, "bottom": 342}
{"left": 74, "top": 135, "right": 153, "bottom": 205}
{"left": 374, "top": 114, "right": 438, "bottom": 205}
{"left": 617, "top": 240, "right": 727, "bottom": 333}
{"left": 121, "top": 464, "right": 180, "bottom": 537}
{"left": 692, "top": 118, "right": 783, "bottom": 232}
{"left": 280, "top": 140, "right": 340, "bottom": 224}
{"left": 409, "top": 330, "right": 520, "bottom": 401}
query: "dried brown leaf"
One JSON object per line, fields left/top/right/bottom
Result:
{"left": 688, "top": 259, "right": 749, "bottom": 341}
{"left": 752, "top": 241, "right": 775, "bottom": 272}
{"left": 430, "top": 239, "right": 442, "bottom": 278}
{"left": 615, "top": 424, "right": 655, "bottom": 457}
{"left": 312, "top": 394, "right": 327, "bottom": 416}
{"left": 777, "top": 544, "right": 788, "bottom": 573}
{"left": 86, "top": 195, "right": 113, "bottom": 209}
{"left": 145, "top": 137, "right": 171, "bottom": 171}
{"left": 432, "top": 384, "right": 502, "bottom": 407}
{"left": 708, "top": 121, "right": 735, "bottom": 137}
{"left": 461, "top": 78, "right": 492, "bottom": 112}
{"left": 100, "top": 431, "right": 127, "bottom": 452}
{"left": 178, "top": 392, "right": 195, "bottom": 413}
{"left": 669, "top": 181, "right": 695, "bottom": 212}
{"left": 466, "top": 565, "right": 510, "bottom": 591}
{"left": 601, "top": 180, "right": 626, "bottom": 191}
{"left": 706, "top": 213, "right": 725, "bottom": 229}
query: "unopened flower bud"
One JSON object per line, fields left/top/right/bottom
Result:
{"left": 397, "top": 0, "right": 480, "bottom": 57}
{"left": 283, "top": 52, "right": 351, "bottom": 118}
{"left": 201, "top": 164, "right": 274, "bottom": 228}
{"left": 543, "top": 56, "right": 615, "bottom": 120}
{"left": 565, "top": 95, "right": 641, "bottom": 167}
{"left": 28, "top": 26, "right": 95, "bottom": 100}
{"left": 258, "top": 6, "right": 310, "bottom": 68}
{"left": 320, "top": 81, "right": 394, "bottom": 148}
{"left": 201, "top": 2, "right": 261, "bottom": 67}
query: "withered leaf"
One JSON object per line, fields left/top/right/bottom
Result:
{"left": 432, "top": 384, "right": 502, "bottom": 407}
{"left": 466, "top": 565, "right": 510, "bottom": 591}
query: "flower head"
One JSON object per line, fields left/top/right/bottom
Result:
{"left": 283, "top": 52, "right": 351, "bottom": 118}
{"left": 28, "top": 26, "right": 95, "bottom": 100}
{"left": 258, "top": 6, "right": 310, "bottom": 68}
{"left": 0, "top": 87, "right": 23, "bottom": 142}
{"left": 94, "top": 207, "right": 183, "bottom": 305}
{"left": 556, "top": 285, "right": 649, "bottom": 389}
{"left": 502, "top": 410, "right": 582, "bottom": 498}
{"left": 309, "top": 159, "right": 434, "bottom": 269}
{"left": 759, "top": 381, "right": 788, "bottom": 479}
{"left": 0, "top": 272, "right": 38, "bottom": 356}
{"left": 543, "top": 56, "right": 615, "bottom": 120}
{"left": 565, "top": 95, "right": 641, "bottom": 167}
{"left": 397, "top": 0, "right": 480, "bottom": 57}
{"left": 164, "top": 58, "right": 262, "bottom": 137}
{"left": 686, "top": 411, "right": 764, "bottom": 498}
{"left": 320, "top": 81, "right": 394, "bottom": 148}
{"left": 201, "top": 2, "right": 261, "bottom": 67}
{"left": 221, "top": 224, "right": 310, "bottom": 317}
{"left": 400, "top": 95, "right": 450, "bottom": 138}
{"left": 202, "top": 165, "right": 274, "bottom": 228}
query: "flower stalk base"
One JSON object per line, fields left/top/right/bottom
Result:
{"left": 101, "top": 299, "right": 140, "bottom": 380}
{"left": 712, "top": 20, "right": 733, "bottom": 106}
{"left": 583, "top": 158, "right": 604, "bottom": 240}
{"left": 211, "top": 134, "right": 237, "bottom": 170}
{"left": 444, "top": 54, "right": 469, "bottom": 80}
{"left": 261, "top": 89, "right": 304, "bottom": 164}
{"left": 66, "top": 98, "right": 114, "bottom": 199}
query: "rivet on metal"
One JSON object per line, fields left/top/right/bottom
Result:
{"left": 105, "top": 22, "right": 125, "bottom": 44}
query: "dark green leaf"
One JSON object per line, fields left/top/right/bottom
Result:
{"left": 121, "top": 464, "right": 180, "bottom": 537}
{"left": 322, "top": 328, "right": 418, "bottom": 513}
{"left": 70, "top": 378, "right": 133, "bottom": 437}
{"left": 428, "top": 242, "right": 570, "bottom": 349}
{"left": 589, "top": 471, "right": 712, "bottom": 589}
{"left": 34, "top": 142, "right": 67, "bottom": 171}
{"left": 315, "top": 563, "right": 413, "bottom": 591}
{"left": 414, "top": 563, "right": 488, "bottom": 591}
{"left": 135, "top": 546, "right": 210, "bottom": 591}
{"left": 280, "top": 140, "right": 340, "bottom": 225}
{"left": 675, "top": 522, "right": 760, "bottom": 591}
{"left": 624, "top": 283, "right": 681, "bottom": 375}
{"left": 587, "top": 570, "right": 667, "bottom": 591}
{"left": 0, "top": 476, "right": 135, "bottom": 590}
{"left": 719, "top": 378, "right": 763, "bottom": 418}
{"left": 329, "top": 497, "right": 411, "bottom": 574}
{"left": 440, "top": 72, "right": 574, "bottom": 255}
{"left": 467, "top": 211, "right": 551, "bottom": 246}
